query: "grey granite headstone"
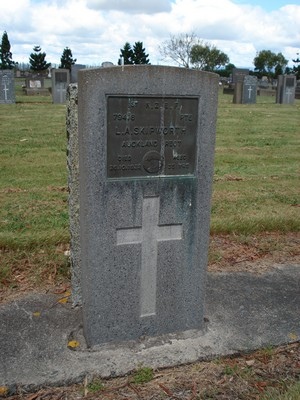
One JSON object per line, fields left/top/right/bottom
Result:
{"left": 232, "top": 68, "right": 249, "bottom": 84}
{"left": 295, "top": 81, "right": 300, "bottom": 100}
{"left": 242, "top": 75, "right": 257, "bottom": 104}
{"left": 70, "top": 64, "right": 86, "bottom": 83}
{"left": 233, "top": 81, "right": 243, "bottom": 104}
{"left": 0, "top": 70, "right": 15, "bottom": 104}
{"left": 276, "top": 75, "right": 296, "bottom": 104}
{"left": 78, "top": 65, "right": 218, "bottom": 347}
{"left": 66, "top": 83, "right": 81, "bottom": 306}
{"left": 52, "top": 68, "right": 70, "bottom": 103}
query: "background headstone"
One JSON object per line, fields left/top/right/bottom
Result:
{"left": 52, "top": 68, "right": 70, "bottom": 103}
{"left": 232, "top": 68, "right": 249, "bottom": 84}
{"left": 0, "top": 70, "right": 15, "bottom": 104}
{"left": 70, "top": 64, "right": 86, "bottom": 83}
{"left": 295, "top": 81, "right": 300, "bottom": 100}
{"left": 101, "top": 61, "right": 114, "bottom": 68}
{"left": 242, "top": 75, "right": 257, "bottom": 104}
{"left": 24, "top": 76, "right": 50, "bottom": 96}
{"left": 78, "top": 65, "right": 218, "bottom": 347}
{"left": 276, "top": 75, "right": 296, "bottom": 104}
{"left": 233, "top": 81, "right": 243, "bottom": 104}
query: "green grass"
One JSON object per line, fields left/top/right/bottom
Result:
{"left": 212, "top": 92, "right": 300, "bottom": 234}
{"left": 131, "top": 367, "right": 154, "bottom": 384}
{"left": 0, "top": 90, "right": 299, "bottom": 288}
{"left": 262, "top": 381, "right": 300, "bottom": 400}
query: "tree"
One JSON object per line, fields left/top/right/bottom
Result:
{"left": 118, "top": 42, "right": 134, "bottom": 65}
{"left": 292, "top": 53, "right": 300, "bottom": 79}
{"left": 159, "top": 33, "right": 198, "bottom": 68}
{"left": 0, "top": 31, "right": 14, "bottom": 69}
{"left": 253, "top": 50, "right": 288, "bottom": 78}
{"left": 29, "top": 45, "right": 51, "bottom": 73}
{"left": 218, "top": 63, "right": 236, "bottom": 78}
{"left": 118, "top": 41, "right": 150, "bottom": 65}
{"left": 132, "top": 42, "right": 150, "bottom": 64}
{"left": 190, "top": 43, "right": 229, "bottom": 71}
{"left": 59, "top": 47, "right": 77, "bottom": 71}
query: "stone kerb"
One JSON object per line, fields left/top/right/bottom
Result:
{"left": 77, "top": 65, "right": 219, "bottom": 347}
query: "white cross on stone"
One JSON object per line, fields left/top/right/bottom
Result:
{"left": 116, "top": 196, "right": 183, "bottom": 317}
{"left": 57, "top": 83, "right": 66, "bottom": 103}
{"left": 2, "top": 84, "right": 8, "bottom": 101}
{"left": 285, "top": 88, "right": 293, "bottom": 102}
{"left": 247, "top": 85, "right": 253, "bottom": 99}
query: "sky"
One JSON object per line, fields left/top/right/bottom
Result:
{"left": 1, "top": 0, "right": 300, "bottom": 69}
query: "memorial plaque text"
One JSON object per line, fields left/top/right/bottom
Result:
{"left": 107, "top": 96, "right": 198, "bottom": 178}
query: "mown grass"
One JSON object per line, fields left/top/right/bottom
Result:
{"left": 212, "top": 93, "right": 300, "bottom": 234}
{"left": 0, "top": 89, "right": 299, "bottom": 290}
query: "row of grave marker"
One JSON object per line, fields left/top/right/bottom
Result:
{"left": 1, "top": 67, "right": 299, "bottom": 105}
{"left": 232, "top": 74, "right": 298, "bottom": 105}
{"left": 0, "top": 66, "right": 85, "bottom": 104}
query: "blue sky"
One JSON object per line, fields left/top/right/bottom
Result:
{"left": 233, "top": 0, "right": 299, "bottom": 11}
{"left": 2, "top": 0, "right": 300, "bottom": 68}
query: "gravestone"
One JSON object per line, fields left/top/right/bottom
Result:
{"left": 24, "top": 76, "right": 50, "bottom": 96}
{"left": 0, "top": 70, "right": 15, "bottom": 104}
{"left": 232, "top": 68, "right": 249, "bottom": 84}
{"left": 51, "top": 68, "right": 70, "bottom": 103}
{"left": 77, "top": 65, "right": 218, "bottom": 347}
{"left": 276, "top": 75, "right": 296, "bottom": 104}
{"left": 101, "top": 61, "right": 114, "bottom": 68}
{"left": 295, "top": 81, "right": 300, "bottom": 100}
{"left": 233, "top": 81, "right": 243, "bottom": 104}
{"left": 70, "top": 64, "right": 86, "bottom": 83}
{"left": 242, "top": 75, "right": 257, "bottom": 104}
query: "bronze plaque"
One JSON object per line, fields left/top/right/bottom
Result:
{"left": 107, "top": 96, "right": 198, "bottom": 179}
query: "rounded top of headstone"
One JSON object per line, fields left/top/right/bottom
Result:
{"left": 101, "top": 62, "right": 114, "bottom": 68}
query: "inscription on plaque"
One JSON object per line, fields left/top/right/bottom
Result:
{"left": 107, "top": 96, "right": 198, "bottom": 178}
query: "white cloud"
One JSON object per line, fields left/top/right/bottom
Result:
{"left": 2, "top": 0, "right": 300, "bottom": 68}
{"left": 86, "top": 0, "right": 172, "bottom": 14}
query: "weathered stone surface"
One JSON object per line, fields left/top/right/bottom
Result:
{"left": 78, "top": 65, "right": 219, "bottom": 347}
{"left": 66, "top": 83, "right": 81, "bottom": 305}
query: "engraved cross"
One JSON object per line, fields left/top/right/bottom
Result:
{"left": 286, "top": 88, "right": 292, "bottom": 102}
{"left": 2, "top": 83, "right": 8, "bottom": 100}
{"left": 247, "top": 85, "right": 253, "bottom": 99}
{"left": 57, "top": 83, "right": 66, "bottom": 102}
{"left": 116, "top": 196, "right": 183, "bottom": 318}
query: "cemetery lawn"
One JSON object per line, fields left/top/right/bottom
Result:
{"left": 1, "top": 91, "right": 299, "bottom": 301}
{"left": 0, "top": 91, "right": 299, "bottom": 398}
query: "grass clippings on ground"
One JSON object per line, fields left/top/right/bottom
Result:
{"left": 4, "top": 342, "right": 300, "bottom": 399}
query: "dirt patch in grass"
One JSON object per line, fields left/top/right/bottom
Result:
{"left": 5, "top": 342, "right": 300, "bottom": 399}
{"left": 208, "top": 232, "right": 300, "bottom": 274}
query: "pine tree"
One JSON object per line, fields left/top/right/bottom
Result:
{"left": 118, "top": 42, "right": 134, "bottom": 65}
{"left": 59, "top": 47, "right": 77, "bottom": 71}
{"left": 132, "top": 42, "right": 150, "bottom": 64}
{"left": 118, "top": 41, "right": 150, "bottom": 65}
{"left": 29, "top": 46, "right": 51, "bottom": 73}
{"left": 0, "top": 31, "right": 14, "bottom": 69}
